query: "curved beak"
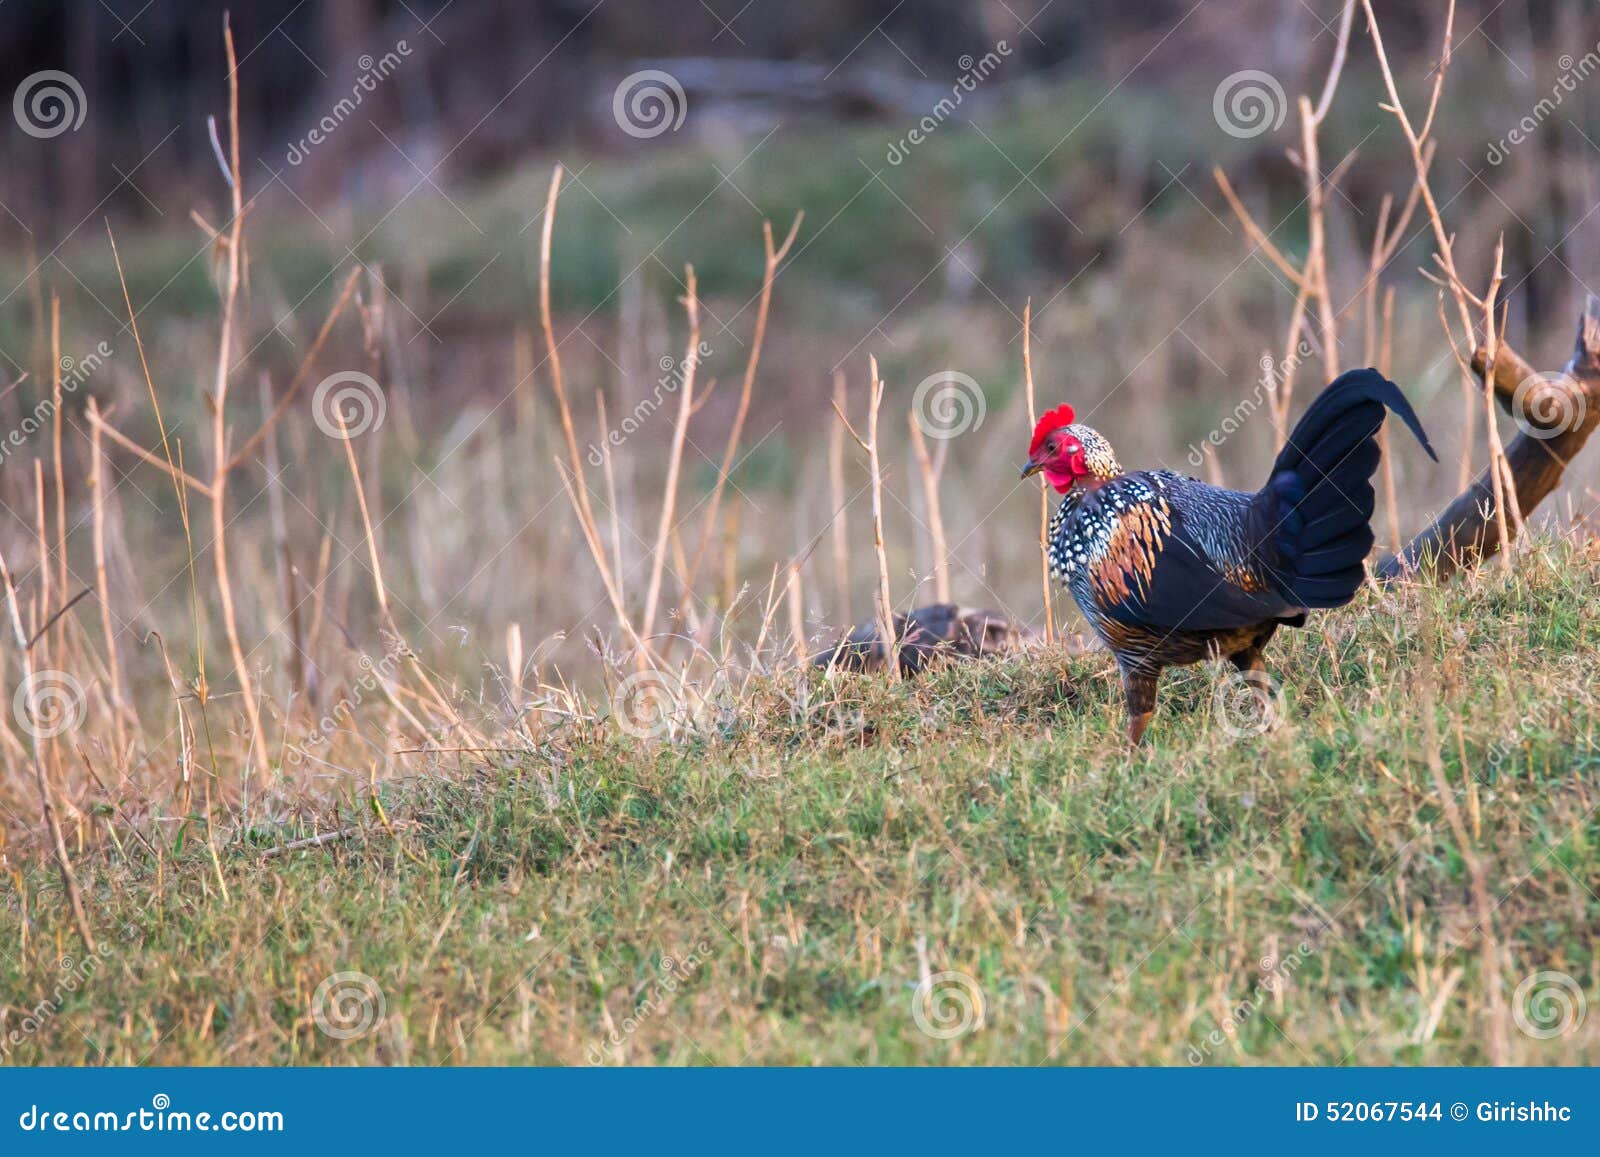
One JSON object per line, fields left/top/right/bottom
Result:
{"left": 1019, "top": 459, "right": 1043, "bottom": 480}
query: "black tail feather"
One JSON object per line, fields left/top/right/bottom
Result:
{"left": 1262, "top": 368, "right": 1434, "bottom": 609}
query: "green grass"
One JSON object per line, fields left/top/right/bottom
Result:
{"left": 4, "top": 540, "right": 1599, "bottom": 1065}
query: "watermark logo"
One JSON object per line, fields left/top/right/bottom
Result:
{"left": 885, "top": 43, "right": 1012, "bottom": 164}
{"left": 14, "top": 71, "right": 87, "bottom": 139}
{"left": 911, "top": 970, "right": 985, "bottom": 1039}
{"left": 286, "top": 640, "right": 406, "bottom": 765}
{"left": 0, "top": 943, "right": 114, "bottom": 1059}
{"left": 586, "top": 942, "right": 710, "bottom": 1063}
{"left": 1212, "top": 668, "right": 1282, "bottom": 739}
{"left": 613, "top": 70, "right": 687, "bottom": 139}
{"left": 0, "top": 341, "right": 113, "bottom": 467}
{"left": 1185, "top": 344, "right": 1313, "bottom": 468}
{"left": 1186, "top": 941, "right": 1314, "bottom": 1062}
{"left": 286, "top": 41, "right": 411, "bottom": 165}
{"left": 312, "top": 371, "right": 386, "bottom": 439}
{"left": 13, "top": 670, "right": 86, "bottom": 739}
{"left": 610, "top": 669, "right": 685, "bottom": 740}
{"left": 586, "top": 343, "right": 711, "bottom": 464}
{"left": 1213, "top": 70, "right": 1287, "bottom": 139}
{"left": 912, "top": 371, "right": 986, "bottom": 439}
{"left": 1512, "top": 970, "right": 1586, "bottom": 1039}
{"left": 312, "top": 970, "right": 386, "bottom": 1040}
{"left": 1487, "top": 43, "right": 1600, "bottom": 165}
{"left": 1511, "top": 371, "right": 1585, "bottom": 440}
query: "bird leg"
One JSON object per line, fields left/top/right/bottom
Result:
{"left": 1120, "top": 665, "right": 1160, "bottom": 746}
{"left": 1228, "top": 647, "right": 1277, "bottom": 728}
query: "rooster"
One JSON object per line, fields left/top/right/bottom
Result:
{"left": 1021, "top": 368, "right": 1436, "bottom": 743}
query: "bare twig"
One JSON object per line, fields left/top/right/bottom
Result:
{"left": 786, "top": 563, "right": 807, "bottom": 665}
{"left": 84, "top": 407, "right": 215, "bottom": 499}
{"left": 208, "top": 18, "right": 271, "bottom": 779}
{"left": 676, "top": 214, "right": 802, "bottom": 630}
{"left": 828, "top": 370, "right": 850, "bottom": 617}
{"left": 226, "top": 267, "right": 362, "bottom": 471}
{"left": 49, "top": 296, "right": 67, "bottom": 655}
{"left": 865, "top": 358, "right": 897, "bottom": 681}
{"left": 258, "top": 827, "right": 364, "bottom": 859}
{"left": 87, "top": 396, "right": 128, "bottom": 750}
{"left": 536, "top": 166, "right": 646, "bottom": 664}
{"left": 1022, "top": 300, "right": 1054, "bottom": 643}
{"left": 640, "top": 266, "right": 700, "bottom": 644}
{"left": 907, "top": 412, "right": 950, "bottom": 604}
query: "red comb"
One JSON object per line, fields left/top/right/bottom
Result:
{"left": 1029, "top": 403, "right": 1076, "bottom": 456}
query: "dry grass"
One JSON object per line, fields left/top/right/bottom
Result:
{"left": 2, "top": 538, "right": 1597, "bottom": 1064}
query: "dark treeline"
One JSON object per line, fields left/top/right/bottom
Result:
{"left": 0, "top": 0, "right": 1477, "bottom": 239}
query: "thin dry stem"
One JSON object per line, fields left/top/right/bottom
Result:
{"left": 208, "top": 18, "right": 270, "bottom": 779}
{"left": 786, "top": 563, "right": 806, "bottom": 665}
{"left": 86, "top": 397, "right": 128, "bottom": 753}
{"left": 1022, "top": 300, "right": 1054, "bottom": 643}
{"left": 828, "top": 370, "right": 850, "bottom": 618}
{"left": 865, "top": 357, "right": 897, "bottom": 681}
{"left": 537, "top": 165, "right": 647, "bottom": 665}
{"left": 0, "top": 546, "right": 95, "bottom": 953}
{"left": 907, "top": 412, "right": 950, "bottom": 604}
{"left": 640, "top": 266, "right": 700, "bottom": 645}
{"left": 677, "top": 214, "right": 802, "bottom": 629}
{"left": 226, "top": 267, "right": 362, "bottom": 471}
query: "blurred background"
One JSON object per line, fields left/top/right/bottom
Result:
{"left": 0, "top": 0, "right": 1594, "bottom": 767}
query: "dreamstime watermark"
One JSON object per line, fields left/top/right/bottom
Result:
{"left": 312, "top": 971, "right": 386, "bottom": 1040}
{"left": 613, "top": 70, "right": 687, "bottom": 139}
{"left": 1510, "top": 370, "right": 1586, "bottom": 440}
{"left": 1213, "top": 69, "right": 1287, "bottom": 139}
{"left": 912, "top": 370, "right": 986, "bottom": 439}
{"left": 771, "top": 674, "right": 881, "bottom": 738}
{"left": 586, "top": 942, "right": 710, "bottom": 1063}
{"left": 1185, "top": 941, "right": 1314, "bottom": 1063}
{"left": 12, "top": 669, "right": 87, "bottom": 740}
{"left": 1511, "top": 970, "right": 1586, "bottom": 1040}
{"left": 885, "top": 43, "right": 1012, "bottom": 165}
{"left": 286, "top": 41, "right": 412, "bottom": 165}
{"left": 13, "top": 71, "right": 87, "bottom": 139}
{"left": 0, "top": 944, "right": 115, "bottom": 1059}
{"left": 585, "top": 343, "right": 711, "bottom": 464}
{"left": 17, "top": 1095, "right": 283, "bottom": 1134}
{"left": 286, "top": 639, "right": 406, "bottom": 765}
{"left": 1212, "top": 668, "right": 1284, "bottom": 739}
{"left": 0, "top": 342, "right": 113, "bottom": 466}
{"left": 312, "top": 370, "right": 386, "bottom": 439}
{"left": 1486, "top": 44, "right": 1600, "bottom": 165}
{"left": 1185, "top": 343, "right": 1312, "bottom": 468}
{"left": 911, "top": 970, "right": 985, "bottom": 1039}
{"left": 610, "top": 669, "right": 688, "bottom": 740}
{"left": 1487, "top": 656, "right": 1587, "bottom": 769}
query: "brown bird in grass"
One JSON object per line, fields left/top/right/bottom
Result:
{"left": 1021, "top": 369, "right": 1436, "bottom": 744}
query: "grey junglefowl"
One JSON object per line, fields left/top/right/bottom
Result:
{"left": 1020, "top": 368, "right": 1436, "bottom": 743}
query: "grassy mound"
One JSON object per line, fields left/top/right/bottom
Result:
{"left": 4, "top": 540, "right": 1598, "bottom": 1065}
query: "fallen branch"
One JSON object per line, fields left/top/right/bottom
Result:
{"left": 258, "top": 827, "right": 364, "bottom": 859}
{"left": 1378, "top": 296, "right": 1600, "bottom": 581}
